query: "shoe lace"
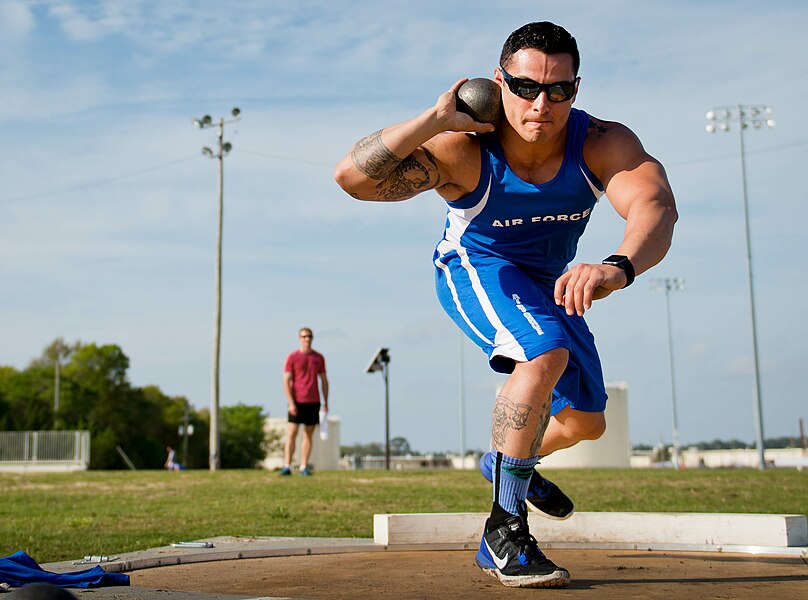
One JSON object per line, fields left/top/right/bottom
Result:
{"left": 509, "top": 519, "right": 545, "bottom": 561}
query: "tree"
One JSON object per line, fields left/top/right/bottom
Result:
{"left": 0, "top": 365, "right": 54, "bottom": 431}
{"left": 390, "top": 436, "right": 412, "bottom": 456}
{"left": 220, "top": 404, "right": 267, "bottom": 469}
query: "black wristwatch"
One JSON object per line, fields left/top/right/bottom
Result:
{"left": 602, "top": 255, "right": 635, "bottom": 288}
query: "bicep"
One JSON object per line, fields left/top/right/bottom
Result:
{"left": 590, "top": 125, "right": 674, "bottom": 219}
{"left": 605, "top": 158, "right": 674, "bottom": 220}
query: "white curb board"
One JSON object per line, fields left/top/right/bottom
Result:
{"left": 373, "top": 512, "right": 807, "bottom": 548}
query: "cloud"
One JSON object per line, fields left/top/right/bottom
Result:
{"left": 0, "top": 0, "right": 35, "bottom": 39}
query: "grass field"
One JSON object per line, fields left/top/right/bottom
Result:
{"left": 1, "top": 468, "right": 806, "bottom": 563}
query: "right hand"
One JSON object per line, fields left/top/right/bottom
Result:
{"left": 288, "top": 402, "right": 297, "bottom": 417}
{"left": 435, "top": 79, "right": 497, "bottom": 134}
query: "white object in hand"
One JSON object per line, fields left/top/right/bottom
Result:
{"left": 319, "top": 410, "right": 329, "bottom": 440}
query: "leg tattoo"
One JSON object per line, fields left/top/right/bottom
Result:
{"left": 491, "top": 395, "right": 533, "bottom": 450}
{"left": 529, "top": 394, "right": 553, "bottom": 456}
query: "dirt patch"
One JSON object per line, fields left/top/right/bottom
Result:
{"left": 131, "top": 548, "right": 808, "bottom": 599}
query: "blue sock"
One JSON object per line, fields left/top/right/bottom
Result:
{"left": 491, "top": 451, "right": 539, "bottom": 518}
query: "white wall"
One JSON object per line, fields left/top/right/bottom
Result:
{"left": 262, "top": 415, "right": 341, "bottom": 471}
{"left": 539, "top": 382, "right": 631, "bottom": 469}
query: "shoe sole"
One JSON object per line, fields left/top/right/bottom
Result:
{"left": 477, "top": 564, "right": 570, "bottom": 588}
{"left": 525, "top": 499, "right": 574, "bottom": 521}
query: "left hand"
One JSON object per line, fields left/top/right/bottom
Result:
{"left": 554, "top": 263, "right": 627, "bottom": 316}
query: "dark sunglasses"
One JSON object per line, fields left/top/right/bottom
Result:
{"left": 499, "top": 65, "right": 577, "bottom": 102}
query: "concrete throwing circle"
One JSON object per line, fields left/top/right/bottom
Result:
{"left": 125, "top": 548, "right": 808, "bottom": 599}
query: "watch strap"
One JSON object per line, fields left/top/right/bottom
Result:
{"left": 602, "top": 255, "right": 635, "bottom": 288}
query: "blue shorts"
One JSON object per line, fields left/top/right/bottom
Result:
{"left": 434, "top": 249, "right": 607, "bottom": 415}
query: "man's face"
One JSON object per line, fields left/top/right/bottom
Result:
{"left": 495, "top": 49, "right": 578, "bottom": 145}
{"left": 299, "top": 330, "right": 313, "bottom": 350}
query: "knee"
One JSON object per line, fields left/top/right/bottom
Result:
{"left": 559, "top": 410, "right": 605, "bottom": 442}
{"left": 521, "top": 347, "right": 570, "bottom": 378}
{"left": 576, "top": 412, "right": 606, "bottom": 441}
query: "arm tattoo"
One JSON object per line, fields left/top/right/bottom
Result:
{"left": 376, "top": 148, "right": 438, "bottom": 201}
{"left": 351, "top": 129, "right": 401, "bottom": 180}
{"left": 491, "top": 395, "right": 533, "bottom": 450}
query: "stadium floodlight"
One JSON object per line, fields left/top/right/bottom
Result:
{"left": 192, "top": 108, "right": 243, "bottom": 471}
{"left": 704, "top": 104, "right": 773, "bottom": 470}
{"left": 365, "top": 347, "right": 391, "bottom": 469}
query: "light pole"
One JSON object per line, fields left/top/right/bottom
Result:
{"left": 650, "top": 277, "right": 684, "bottom": 469}
{"left": 193, "top": 107, "right": 241, "bottom": 471}
{"left": 705, "top": 105, "right": 774, "bottom": 470}
{"left": 365, "top": 347, "right": 391, "bottom": 469}
{"left": 458, "top": 332, "right": 467, "bottom": 468}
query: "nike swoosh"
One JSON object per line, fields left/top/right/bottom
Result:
{"left": 484, "top": 538, "right": 509, "bottom": 570}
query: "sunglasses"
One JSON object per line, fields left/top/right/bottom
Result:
{"left": 499, "top": 65, "right": 577, "bottom": 102}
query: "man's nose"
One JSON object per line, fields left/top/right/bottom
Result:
{"left": 531, "top": 91, "right": 552, "bottom": 112}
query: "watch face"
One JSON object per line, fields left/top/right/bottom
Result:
{"left": 604, "top": 255, "right": 627, "bottom": 266}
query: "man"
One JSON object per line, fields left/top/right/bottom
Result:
{"left": 334, "top": 21, "right": 676, "bottom": 588}
{"left": 281, "top": 327, "right": 329, "bottom": 476}
{"left": 164, "top": 446, "right": 180, "bottom": 471}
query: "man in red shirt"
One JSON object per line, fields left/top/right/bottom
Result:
{"left": 281, "top": 327, "right": 329, "bottom": 476}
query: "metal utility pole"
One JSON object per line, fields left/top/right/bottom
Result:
{"left": 706, "top": 105, "right": 774, "bottom": 470}
{"left": 459, "top": 333, "right": 467, "bottom": 468}
{"left": 365, "top": 347, "right": 391, "bottom": 469}
{"left": 651, "top": 278, "right": 684, "bottom": 469}
{"left": 193, "top": 108, "right": 241, "bottom": 471}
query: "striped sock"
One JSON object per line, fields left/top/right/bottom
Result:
{"left": 491, "top": 451, "right": 539, "bottom": 518}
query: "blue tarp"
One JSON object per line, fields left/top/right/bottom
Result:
{"left": 0, "top": 551, "right": 129, "bottom": 589}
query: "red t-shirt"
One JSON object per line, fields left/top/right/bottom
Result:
{"left": 284, "top": 350, "right": 326, "bottom": 404}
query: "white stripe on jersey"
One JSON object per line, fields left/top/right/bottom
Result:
{"left": 435, "top": 173, "right": 529, "bottom": 364}
{"left": 441, "top": 174, "right": 492, "bottom": 249}
{"left": 579, "top": 165, "right": 605, "bottom": 201}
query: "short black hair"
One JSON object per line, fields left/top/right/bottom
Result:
{"left": 500, "top": 22, "right": 580, "bottom": 76}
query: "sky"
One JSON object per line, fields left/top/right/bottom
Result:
{"left": 1, "top": 0, "right": 807, "bottom": 455}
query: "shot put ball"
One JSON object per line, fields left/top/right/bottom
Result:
{"left": 456, "top": 78, "right": 502, "bottom": 125}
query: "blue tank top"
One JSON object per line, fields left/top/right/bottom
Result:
{"left": 435, "top": 108, "right": 604, "bottom": 284}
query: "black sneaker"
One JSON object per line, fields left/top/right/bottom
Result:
{"left": 475, "top": 515, "right": 570, "bottom": 588}
{"left": 525, "top": 472, "right": 574, "bottom": 520}
{"left": 478, "top": 454, "right": 574, "bottom": 520}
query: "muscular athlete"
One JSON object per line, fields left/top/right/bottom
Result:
{"left": 335, "top": 21, "right": 676, "bottom": 588}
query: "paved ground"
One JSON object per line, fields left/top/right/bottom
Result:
{"left": 70, "top": 547, "right": 808, "bottom": 600}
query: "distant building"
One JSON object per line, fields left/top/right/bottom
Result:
{"left": 539, "top": 382, "right": 631, "bottom": 469}
{"left": 262, "top": 415, "right": 341, "bottom": 471}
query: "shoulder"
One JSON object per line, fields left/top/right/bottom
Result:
{"left": 583, "top": 115, "right": 638, "bottom": 149}
{"left": 582, "top": 115, "right": 652, "bottom": 181}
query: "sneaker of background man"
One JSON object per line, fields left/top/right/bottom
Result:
{"left": 299, "top": 466, "right": 312, "bottom": 476}
{"left": 279, "top": 466, "right": 292, "bottom": 476}
{"left": 475, "top": 514, "right": 570, "bottom": 588}
{"left": 478, "top": 453, "right": 574, "bottom": 520}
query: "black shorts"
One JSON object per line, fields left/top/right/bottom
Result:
{"left": 288, "top": 402, "right": 320, "bottom": 426}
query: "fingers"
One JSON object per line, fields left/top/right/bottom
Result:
{"left": 449, "top": 78, "right": 469, "bottom": 93}
{"left": 555, "top": 264, "right": 623, "bottom": 316}
{"left": 556, "top": 269, "right": 593, "bottom": 316}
